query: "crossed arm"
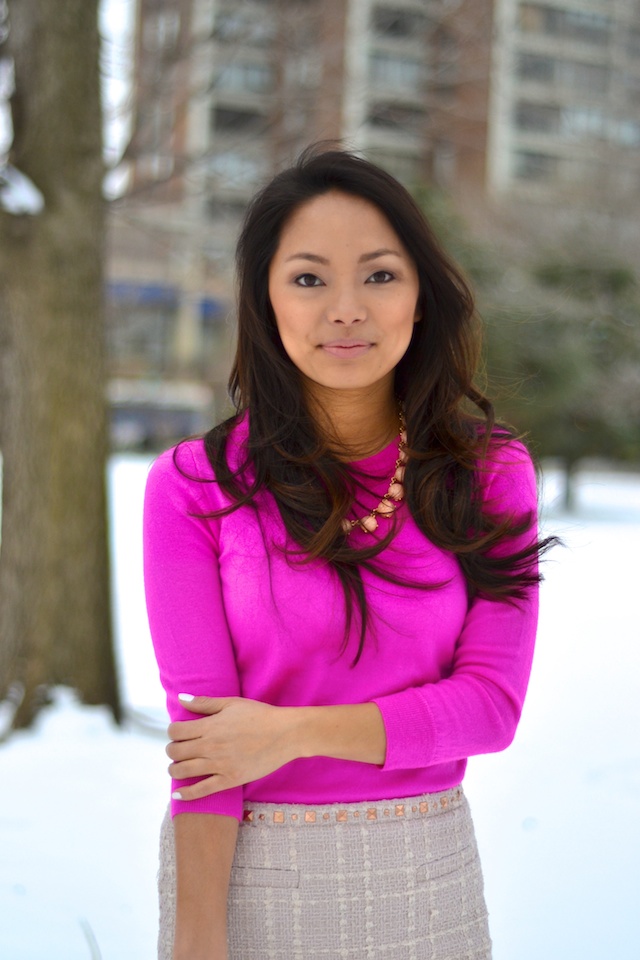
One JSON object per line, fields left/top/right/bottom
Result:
{"left": 168, "top": 698, "right": 386, "bottom": 960}
{"left": 167, "top": 695, "right": 387, "bottom": 799}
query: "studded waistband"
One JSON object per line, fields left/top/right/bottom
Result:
{"left": 241, "top": 786, "right": 464, "bottom": 826}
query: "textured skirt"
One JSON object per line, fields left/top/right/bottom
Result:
{"left": 158, "top": 785, "right": 492, "bottom": 959}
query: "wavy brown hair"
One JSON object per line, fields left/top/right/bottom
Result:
{"left": 194, "top": 147, "right": 552, "bottom": 664}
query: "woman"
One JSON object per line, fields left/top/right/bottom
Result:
{"left": 144, "top": 148, "right": 549, "bottom": 960}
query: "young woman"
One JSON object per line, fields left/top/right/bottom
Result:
{"left": 144, "top": 148, "right": 549, "bottom": 960}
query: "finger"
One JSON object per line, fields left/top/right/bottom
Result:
{"left": 168, "top": 759, "right": 215, "bottom": 779}
{"left": 172, "top": 775, "right": 228, "bottom": 801}
{"left": 177, "top": 694, "right": 231, "bottom": 715}
{"left": 166, "top": 739, "right": 204, "bottom": 761}
{"left": 167, "top": 718, "right": 205, "bottom": 742}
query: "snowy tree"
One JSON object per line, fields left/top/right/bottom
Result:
{"left": 0, "top": 0, "right": 121, "bottom": 728}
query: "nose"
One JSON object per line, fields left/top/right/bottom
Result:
{"left": 325, "top": 285, "right": 367, "bottom": 325}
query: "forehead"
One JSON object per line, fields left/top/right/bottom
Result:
{"left": 276, "top": 190, "right": 403, "bottom": 250}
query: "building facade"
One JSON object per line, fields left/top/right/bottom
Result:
{"left": 488, "top": 0, "right": 640, "bottom": 205}
{"left": 107, "top": 0, "right": 640, "bottom": 437}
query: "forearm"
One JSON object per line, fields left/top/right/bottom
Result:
{"left": 294, "top": 702, "right": 387, "bottom": 766}
{"left": 172, "top": 812, "right": 239, "bottom": 960}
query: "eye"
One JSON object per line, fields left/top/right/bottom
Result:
{"left": 294, "top": 273, "right": 324, "bottom": 287}
{"left": 366, "top": 270, "right": 394, "bottom": 284}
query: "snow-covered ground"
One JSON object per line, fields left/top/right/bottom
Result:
{"left": 0, "top": 457, "right": 638, "bottom": 959}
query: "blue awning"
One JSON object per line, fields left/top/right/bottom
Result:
{"left": 107, "top": 281, "right": 179, "bottom": 306}
{"left": 107, "top": 282, "right": 226, "bottom": 319}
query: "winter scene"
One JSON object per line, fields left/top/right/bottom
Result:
{"left": 1, "top": 1, "right": 639, "bottom": 959}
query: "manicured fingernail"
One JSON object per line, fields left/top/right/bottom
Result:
{"left": 178, "top": 693, "right": 195, "bottom": 701}
{"left": 172, "top": 791, "right": 183, "bottom": 800}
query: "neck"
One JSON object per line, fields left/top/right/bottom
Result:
{"left": 304, "top": 378, "right": 400, "bottom": 459}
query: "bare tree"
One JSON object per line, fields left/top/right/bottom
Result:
{"left": 0, "top": 0, "right": 121, "bottom": 729}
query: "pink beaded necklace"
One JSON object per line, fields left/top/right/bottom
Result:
{"left": 342, "top": 412, "right": 408, "bottom": 534}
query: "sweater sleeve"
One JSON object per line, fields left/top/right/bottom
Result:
{"left": 372, "top": 440, "right": 540, "bottom": 771}
{"left": 143, "top": 444, "right": 243, "bottom": 820}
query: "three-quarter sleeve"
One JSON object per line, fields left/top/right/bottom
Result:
{"left": 372, "top": 440, "right": 540, "bottom": 771}
{"left": 143, "top": 445, "right": 243, "bottom": 820}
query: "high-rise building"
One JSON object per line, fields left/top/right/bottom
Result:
{"left": 489, "top": 0, "right": 640, "bottom": 206}
{"left": 108, "top": 0, "right": 640, "bottom": 416}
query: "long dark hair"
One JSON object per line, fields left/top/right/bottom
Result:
{"left": 197, "top": 147, "right": 549, "bottom": 663}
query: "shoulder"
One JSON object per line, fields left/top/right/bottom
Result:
{"left": 145, "top": 415, "right": 250, "bottom": 516}
{"left": 476, "top": 432, "right": 537, "bottom": 516}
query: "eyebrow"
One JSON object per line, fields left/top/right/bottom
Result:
{"left": 284, "top": 247, "right": 404, "bottom": 265}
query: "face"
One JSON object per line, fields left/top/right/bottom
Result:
{"left": 267, "top": 190, "right": 421, "bottom": 397}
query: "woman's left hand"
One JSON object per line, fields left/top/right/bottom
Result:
{"left": 166, "top": 695, "right": 299, "bottom": 800}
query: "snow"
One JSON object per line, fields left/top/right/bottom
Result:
{"left": 0, "top": 457, "right": 638, "bottom": 959}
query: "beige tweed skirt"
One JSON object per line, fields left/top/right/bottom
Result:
{"left": 158, "top": 785, "right": 492, "bottom": 959}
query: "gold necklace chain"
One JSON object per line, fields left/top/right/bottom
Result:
{"left": 342, "top": 412, "right": 408, "bottom": 534}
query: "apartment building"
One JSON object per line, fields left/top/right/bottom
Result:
{"left": 489, "top": 0, "right": 640, "bottom": 205}
{"left": 107, "top": 0, "right": 640, "bottom": 430}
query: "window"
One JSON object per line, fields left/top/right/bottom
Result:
{"left": 612, "top": 119, "right": 640, "bottom": 146}
{"left": 519, "top": 4, "right": 611, "bottom": 46}
{"left": 217, "top": 61, "right": 274, "bottom": 94}
{"left": 514, "top": 101, "right": 560, "bottom": 133}
{"left": 369, "top": 53, "right": 425, "bottom": 93}
{"left": 628, "top": 29, "right": 640, "bottom": 59}
{"left": 372, "top": 6, "right": 427, "bottom": 39}
{"left": 622, "top": 70, "right": 640, "bottom": 102}
{"left": 213, "top": 10, "right": 273, "bottom": 46}
{"left": 366, "top": 151, "right": 421, "bottom": 185}
{"left": 517, "top": 52, "right": 555, "bottom": 83}
{"left": 560, "top": 106, "right": 605, "bottom": 140}
{"left": 516, "top": 53, "right": 609, "bottom": 93}
{"left": 211, "top": 107, "right": 265, "bottom": 133}
{"left": 206, "top": 197, "right": 248, "bottom": 219}
{"left": 513, "top": 150, "right": 558, "bottom": 180}
{"left": 367, "top": 104, "right": 425, "bottom": 133}
{"left": 559, "top": 60, "right": 609, "bottom": 94}
{"left": 207, "top": 152, "right": 266, "bottom": 188}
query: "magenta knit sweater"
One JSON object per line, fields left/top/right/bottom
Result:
{"left": 143, "top": 422, "right": 539, "bottom": 822}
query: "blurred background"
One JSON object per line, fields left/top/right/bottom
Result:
{"left": 0, "top": 0, "right": 639, "bottom": 958}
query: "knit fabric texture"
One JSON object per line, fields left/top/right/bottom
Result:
{"left": 143, "top": 420, "right": 539, "bottom": 822}
{"left": 158, "top": 788, "right": 492, "bottom": 960}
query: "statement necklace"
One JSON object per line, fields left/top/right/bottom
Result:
{"left": 342, "top": 412, "right": 408, "bottom": 535}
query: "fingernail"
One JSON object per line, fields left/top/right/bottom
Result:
{"left": 172, "top": 791, "right": 183, "bottom": 800}
{"left": 178, "top": 693, "right": 195, "bottom": 701}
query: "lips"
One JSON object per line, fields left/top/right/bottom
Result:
{"left": 320, "top": 340, "right": 373, "bottom": 359}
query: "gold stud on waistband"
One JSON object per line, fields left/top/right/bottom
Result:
{"left": 241, "top": 788, "right": 462, "bottom": 827}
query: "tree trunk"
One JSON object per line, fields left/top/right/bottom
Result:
{"left": 0, "top": 0, "right": 121, "bottom": 727}
{"left": 561, "top": 458, "right": 579, "bottom": 513}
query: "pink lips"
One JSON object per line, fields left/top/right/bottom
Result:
{"left": 320, "top": 340, "right": 373, "bottom": 359}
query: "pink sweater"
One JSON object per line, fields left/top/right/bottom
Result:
{"left": 143, "top": 422, "right": 539, "bottom": 822}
